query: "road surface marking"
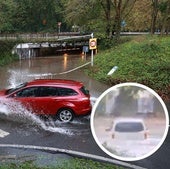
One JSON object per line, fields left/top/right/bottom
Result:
{"left": 0, "top": 129, "right": 10, "bottom": 138}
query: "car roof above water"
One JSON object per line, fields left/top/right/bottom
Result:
{"left": 113, "top": 118, "right": 145, "bottom": 123}
{"left": 27, "top": 79, "right": 83, "bottom": 87}
{"left": 112, "top": 117, "right": 146, "bottom": 132}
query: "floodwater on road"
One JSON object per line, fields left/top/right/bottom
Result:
{"left": 0, "top": 54, "right": 109, "bottom": 96}
{"left": 93, "top": 115, "right": 167, "bottom": 160}
{"left": 0, "top": 54, "right": 169, "bottom": 169}
{"left": 0, "top": 54, "right": 110, "bottom": 135}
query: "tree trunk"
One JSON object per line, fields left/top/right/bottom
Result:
{"left": 161, "top": 0, "right": 170, "bottom": 35}
{"left": 114, "top": 0, "right": 122, "bottom": 42}
{"left": 100, "top": 0, "right": 112, "bottom": 38}
{"left": 106, "top": 0, "right": 112, "bottom": 37}
{"left": 150, "top": 0, "right": 159, "bottom": 34}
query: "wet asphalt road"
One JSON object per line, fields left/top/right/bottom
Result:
{"left": 0, "top": 109, "right": 170, "bottom": 169}
{"left": 0, "top": 55, "right": 170, "bottom": 169}
{"left": 0, "top": 115, "right": 102, "bottom": 155}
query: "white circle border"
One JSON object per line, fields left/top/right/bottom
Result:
{"left": 90, "top": 82, "right": 169, "bottom": 161}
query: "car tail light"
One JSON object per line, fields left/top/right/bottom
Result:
{"left": 144, "top": 132, "right": 148, "bottom": 139}
{"left": 112, "top": 134, "right": 115, "bottom": 139}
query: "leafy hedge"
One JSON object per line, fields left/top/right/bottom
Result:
{"left": 0, "top": 40, "right": 21, "bottom": 66}
{"left": 87, "top": 36, "right": 170, "bottom": 100}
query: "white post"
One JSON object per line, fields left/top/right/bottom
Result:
{"left": 91, "top": 33, "right": 94, "bottom": 66}
{"left": 91, "top": 49, "right": 94, "bottom": 66}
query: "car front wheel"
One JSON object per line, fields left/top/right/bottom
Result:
{"left": 57, "top": 108, "right": 74, "bottom": 122}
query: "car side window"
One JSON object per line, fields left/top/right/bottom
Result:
{"left": 16, "top": 87, "right": 39, "bottom": 97}
{"left": 58, "top": 87, "right": 78, "bottom": 96}
{"left": 80, "top": 86, "right": 89, "bottom": 95}
{"left": 39, "top": 87, "right": 59, "bottom": 97}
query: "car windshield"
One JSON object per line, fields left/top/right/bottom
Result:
{"left": 115, "top": 122, "right": 144, "bottom": 132}
{"left": 6, "top": 82, "right": 27, "bottom": 95}
{"left": 80, "top": 86, "right": 89, "bottom": 95}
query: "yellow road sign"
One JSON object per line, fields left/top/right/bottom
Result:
{"left": 89, "top": 38, "right": 97, "bottom": 50}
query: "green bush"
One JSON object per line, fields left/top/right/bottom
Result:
{"left": 0, "top": 40, "right": 19, "bottom": 66}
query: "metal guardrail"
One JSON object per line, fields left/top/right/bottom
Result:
{"left": 1, "top": 32, "right": 166, "bottom": 41}
{"left": 0, "top": 32, "right": 82, "bottom": 40}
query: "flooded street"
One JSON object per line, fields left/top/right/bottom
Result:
{"left": 0, "top": 54, "right": 109, "bottom": 135}
{"left": 93, "top": 116, "right": 166, "bottom": 160}
{"left": 1, "top": 54, "right": 170, "bottom": 169}
{"left": 0, "top": 54, "right": 109, "bottom": 96}
{"left": 0, "top": 54, "right": 111, "bottom": 160}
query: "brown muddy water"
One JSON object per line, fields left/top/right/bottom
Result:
{"left": 0, "top": 54, "right": 109, "bottom": 97}
{"left": 0, "top": 54, "right": 110, "bottom": 135}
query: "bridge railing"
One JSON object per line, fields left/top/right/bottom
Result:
{"left": 0, "top": 32, "right": 81, "bottom": 40}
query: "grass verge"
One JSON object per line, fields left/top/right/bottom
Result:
{"left": 86, "top": 35, "right": 170, "bottom": 100}
{"left": 0, "top": 157, "right": 125, "bottom": 169}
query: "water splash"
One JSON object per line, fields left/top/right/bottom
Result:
{"left": 90, "top": 97, "right": 98, "bottom": 106}
{"left": 4, "top": 69, "right": 90, "bottom": 136}
{"left": 0, "top": 99, "right": 90, "bottom": 136}
{"left": 8, "top": 69, "right": 53, "bottom": 88}
{"left": 0, "top": 99, "right": 73, "bottom": 135}
{"left": 8, "top": 69, "right": 33, "bottom": 88}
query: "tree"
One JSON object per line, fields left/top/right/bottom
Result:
{"left": 125, "top": 0, "right": 152, "bottom": 32}
{"left": 64, "top": 0, "right": 136, "bottom": 41}
{"left": 112, "top": 0, "right": 136, "bottom": 42}
{"left": 0, "top": 0, "right": 65, "bottom": 33}
{"left": 97, "top": 0, "right": 136, "bottom": 41}
{"left": 98, "top": 0, "right": 113, "bottom": 37}
{"left": 159, "top": 0, "right": 170, "bottom": 34}
{"left": 151, "top": 0, "right": 159, "bottom": 34}
{"left": 1, "top": 0, "right": 168, "bottom": 36}
{"left": 13, "top": 0, "right": 63, "bottom": 32}
{"left": 150, "top": 0, "right": 170, "bottom": 34}
{"left": 0, "top": 0, "right": 17, "bottom": 32}
{"left": 64, "top": 0, "right": 102, "bottom": 33}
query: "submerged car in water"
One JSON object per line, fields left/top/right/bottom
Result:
{"left": 111, "top": 118, "right": 148, "bottom": 140}
{"left": 0, "top": 79, "right": 92, "bottom": 122}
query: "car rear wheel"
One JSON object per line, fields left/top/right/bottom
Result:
{"left": 57, "top": 108, "right": 74, "bottom": 122}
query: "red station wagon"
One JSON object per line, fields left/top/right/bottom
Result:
{"left": 0, "top": 79, "right": 92, "bottom": 122}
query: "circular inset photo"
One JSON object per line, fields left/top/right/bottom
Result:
{"left": 91, "top": 83, "right": 169, "bottom": 161}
